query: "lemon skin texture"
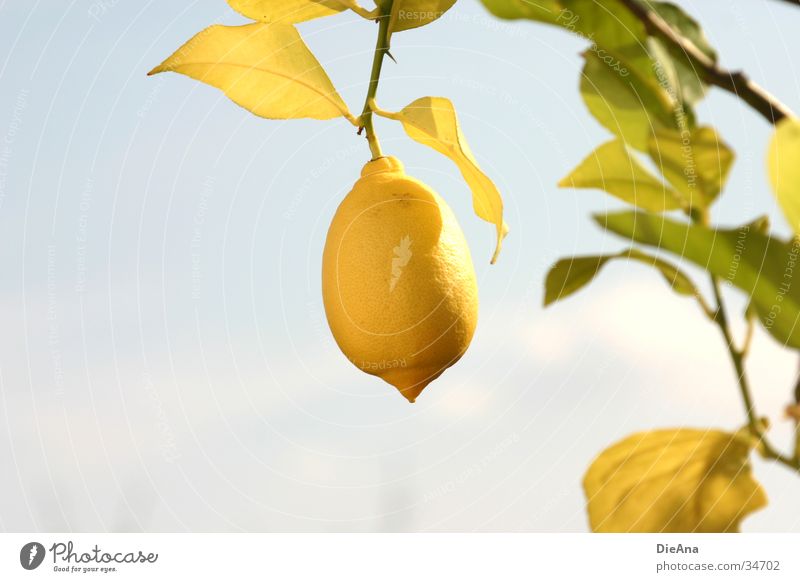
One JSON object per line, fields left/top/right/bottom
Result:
{"left": 322, "top": 156, "right": 478, "bottom": 403}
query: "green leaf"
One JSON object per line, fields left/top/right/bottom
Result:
{"left": 480, "top": 0, "right": 562, "bottom": 23}
{"left": 544, "top": 248, "right": 699, "bottom": 306}
{"left": 389, "top": 0, "right": 458, "bottom": 33}
{"left": 481, "top": 0, "right": 647, "bottom": 47}
{"left": 148, "top": 23, "right": 354, "bottom": 122}
{"left": 481, "top": 0, "right": 713, "bottom": 120}
{"left": 584, "top": 428, "right": 767, "bottom": 532}
{"left": 596, "top": 210, "right": 800, "bottom": 348}
{"left": 650, "top": 2, "right": 717, "bottom": 105}
{"left": 580, "top": 50, "right": 683, "bottom": 151}
{"left": 227, "top": 0, "right": 352, "bottom": 23}
{"left": 652, "top": 2, "right": 716, "bottom": 62}
{"left": 374, "top": 96, "right": 507, "bottom": 263}
{"left": 561, "top": 0, "right": 647, "bottom": 48}
{"left": 767, "top": 117, "right": 800, "bottom": 235}
{"left": 647, "top": 126, "right": 734, "bottom": 209}
{"left": 559, "top": 139, "right": 683, "bottom": 212}
{"left": 746, "top": 214, "right": 771, "bottom": 234}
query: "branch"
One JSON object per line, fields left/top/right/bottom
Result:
{"left": 357, "top": 1, "right": 394, "bottom": 159}
{"left": 709, "top": 276, "right": 800, "bottom": 473}
{"left": 619, "top": 0, "right": 795, "bottom": 125}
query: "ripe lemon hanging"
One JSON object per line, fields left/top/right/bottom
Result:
{"left": 322, "top": 156, "right": 479, "bottom": 403}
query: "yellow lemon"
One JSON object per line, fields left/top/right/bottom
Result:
{"left": 322, "top": 156, "right": 478, "bottom": 403}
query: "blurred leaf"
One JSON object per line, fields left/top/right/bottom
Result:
{"left": 544, "top": 248, "right": 699, "bottom": 306}
{"left": 561, "top": 0, "right": 647, "bottom": 48}
{"left": 148, "top": 23, "right": 353, "bottom": 121}
{"left": 650, "top": 2, "right": 717, "bottom": 105}
{"left": 389, "top": 0, "right": 458, "bottom": 33}
{"left": 746, "top": 214, "right": 771, "bottom": 234}
{"left": 480, "top": 0, "right": 563, "bottom": 23}
{"left": 375, "top": 96, "right": 507, "bottom": 263}
{"left": 481, "top": 0, "right": 646, "bottom": 46}
{"left": 580, "top": 50, "right": 683, "bottom": 151}
{"left": 652, "top": 2, "right": 716, "bottom": 61}
{"left": 559, "top": 139, "right": 683, "bottom": 212}
{"left": 584, "top": 428, "right": 766, "bottom": 532}
{"left": 482, "top": 0, "right": 712, "bottom": 125}
{"left": 227, "top": 0, "right": 353, "bottom": 23}
{"left": 768, "top": 117, "right": 800, "bottom": 235}
{"left": 648, "top": 126, "right": 734, "bottom": 209}
{"left": 597, "top": 210, "right": 800, "bottom": 348}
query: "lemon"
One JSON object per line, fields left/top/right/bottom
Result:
{"left": 322, "top": 156, "right": 479, "bottom": 403}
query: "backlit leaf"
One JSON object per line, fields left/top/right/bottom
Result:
{"left": 580, "top": 50, "right": 682, "bottom": 151}
{"left": 390, "top": 0, "right": 458, "bottom": 33}
{"left": 148, "top": 23, "right": 353, "bottom": 122}
{"left": 652, "top": 2, "right": 716, "bottom": 62}
{"left": 481, "top": 0, "right": 646, "bottom": 46}
{"left": 482, "top": 0, "right": 712, "bottom": 120}
{"left": 375, "top": 96, "right": 507, "bottom": 263}
{"left": 651, "top": 2, "right": 716, "bottom": 105}
{"left": 584, "top": 428, "right": 767, "bottom": 532}
{"left": 227, "top": 0, "right": 353, "bottom": 23}
{"left": 544, "top": 248, "right": 698, "bottom": 306}
{"left": 648, "top": 126, "right": 734, "bottom": 209}
{"left": 559, "top": 139, "right": 683, "bottom": 212}
{"left": 597, "top": 210, "right": 800, "bottom": 348}
{"left": 767, "top": 117, "right": 800, "bottom": 235}
{"left": 480, "top": 0, "right": 562, "bottom": 23}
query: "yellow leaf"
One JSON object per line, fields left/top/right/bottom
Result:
{"left": 648, "top": 126, "right": 734, "bottom": 209}
{"left": 559, "top": 139, "right": 683, "bottom": 212}
{"left": 374, "top": 96, "right": 507, "bottom": 263}
{"left": 148, "top": 23, "right": 354, "bottom": 122}
{"left": 389, "top": 0, "right": 458, "bottom": 33}
{"left": 584, "top": 428, "right": 767, "bottom": 533}
{"left": 767, "top": 117, "right": 800, "bottom": 235}
{"left": 227, "top": 0, "right": 358, "bottom": 23}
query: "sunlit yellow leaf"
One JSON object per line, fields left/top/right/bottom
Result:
{"left": 148, "top": 23, "right": 353, "bottom": 122}
{"left": 390, "top": 0, "right": 458, "bottom": 34}
{"left": 767, "top": 117, "right": 800, "bottom": 234}
{"left": 584, "top": 428, "right": 767, "bottom": 533}
{"left": 559, "top": 139, "right": 683, "bottom": 212}
{"left": 648, "top": 126, "right": 734, "bottom": 209}
{"left": 227, "top": 0, "right": 352, "bottom": 23}
{"left": 375, "top": 96, "right": 507, "bottom": 263}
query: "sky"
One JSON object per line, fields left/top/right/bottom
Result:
{"left": 1, "top": 0, "right": 800, "bottom": 532}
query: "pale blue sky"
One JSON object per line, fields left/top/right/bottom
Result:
{"left": 1, "top": 0, "right": 800, "bottom": 532}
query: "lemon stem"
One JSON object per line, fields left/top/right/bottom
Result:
{"left": 358, "top": 0, "right": 394, "bottom": 160}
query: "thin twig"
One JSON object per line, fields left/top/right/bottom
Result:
{"left": 619, "top": 0, "right": 795, "bottom": 125}
{"left": 710, "top": 277, "right": 757, "bottom": 428}
{"left": 709, "top": 276, "right": 800, "bottom": 472}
